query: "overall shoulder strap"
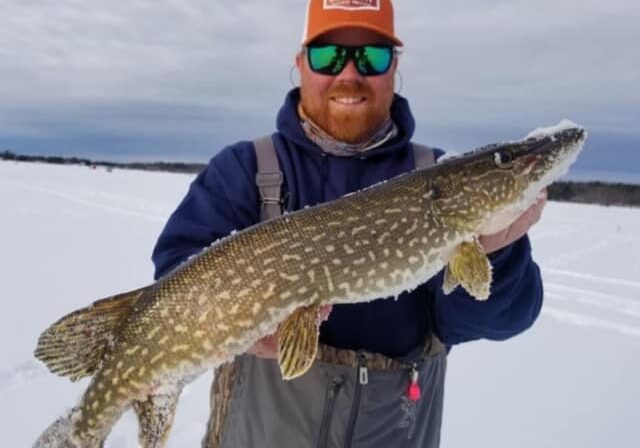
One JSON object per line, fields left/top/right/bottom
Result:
{"left": 254, "top": 135, "right": 283, "bottom": 221}
{"left": 412, "top": 142, "right": 436, "bottom": 169}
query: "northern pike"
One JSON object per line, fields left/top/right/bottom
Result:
{"left": 33, "top": 121, "right": 586, "bottom": 447}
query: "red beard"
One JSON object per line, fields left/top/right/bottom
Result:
{"left": 300, "top": 80, "right": 393, "bottom": 144}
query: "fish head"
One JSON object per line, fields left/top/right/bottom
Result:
{"left": 428, "top": 120, "right": 586, "bottom": 234}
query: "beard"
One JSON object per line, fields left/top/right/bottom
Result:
{"left": 299, "top": 80, "right": 395, "bottom": 144}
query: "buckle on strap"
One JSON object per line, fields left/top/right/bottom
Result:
{"left": 257, "top": 171, "right": 283, "bottom": 206}
{"left": 260, "top": 197, "right": 282, "bottom": 205}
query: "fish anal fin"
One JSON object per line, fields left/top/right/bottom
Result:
{"left": 132, "top": 391, "right": 180, "bottom": 448}
{"left": 278, "top": 305, "right": 320, "bottom": 380}
{"left": 34, "top": 287, "right": 148, "bottom": 381}
{"left": 445, "top": 239, "right": 493, "bottom": 301}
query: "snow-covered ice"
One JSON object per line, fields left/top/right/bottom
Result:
{"left": 1, "top": 161, "right": 638, "bottom": 447}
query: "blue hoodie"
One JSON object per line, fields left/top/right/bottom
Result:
{"left": 152, "top": 88, "right": 543, "bottom": 356}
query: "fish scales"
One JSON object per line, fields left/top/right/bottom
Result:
{"left": 72, "top": 172, "right": 457, "bottom": 444}
{"left": 32, "top": 123, "right": 586, "bottom": 448}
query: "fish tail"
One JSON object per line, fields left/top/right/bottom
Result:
{"left": 34, "top": 287, "right": 148, "bottom": 380}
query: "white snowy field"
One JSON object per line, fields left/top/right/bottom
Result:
{"left": 1, "top": 160, "right": 639, "bottom": 448}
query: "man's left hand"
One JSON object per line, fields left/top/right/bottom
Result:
{"left": 479, "top": 189, "right": 547, "bottom": 254}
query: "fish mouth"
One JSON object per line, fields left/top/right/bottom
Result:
{"left": 504, "top": 126, "right": 586, "bottom": 178}
{"left": 526, "top": 126, "right": 586, "bottom": 171}
{"left": 519, "top": 126, "right": 587, "bottom": 205}
{"left": 526, "top": 127, "right": 586, "bottom": 155}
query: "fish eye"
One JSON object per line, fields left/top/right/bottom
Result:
{"left": 494, "top": 150, "right": 514, "bottom": 169}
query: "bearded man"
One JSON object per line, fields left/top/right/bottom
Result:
{"left": 152, "top": 1, "right": 547, "bottom": 447}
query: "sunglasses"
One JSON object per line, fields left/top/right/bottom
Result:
{"left": 306, "top": 44, "right": 395, "bottom": 77}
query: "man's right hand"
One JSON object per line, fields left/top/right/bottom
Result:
{"left": 247, "top": 332, "right": 280, "bottom": 359}
{"left": 247, "top": 305, "right": 333, "bottom": 359}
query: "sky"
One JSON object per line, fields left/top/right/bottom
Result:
{"left": 1, "top": 0, "right": 638, "bottom": 175}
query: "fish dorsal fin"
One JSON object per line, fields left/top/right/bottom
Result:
{"left": 278, "top": 305, "right": 321, "bottom": 380}
{"left": 443, "top": 239, "right": 493, "bottom": 301}
{"left": 34, "top": 287, "right": 147, "bottom": 381}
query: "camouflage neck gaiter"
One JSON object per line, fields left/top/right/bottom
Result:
{"left": 298, "top": 104, "right": 398, "bottom": 157}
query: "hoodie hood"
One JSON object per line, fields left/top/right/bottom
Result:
{"left": 276, "top": 88, "right": 416, "bottom": 159}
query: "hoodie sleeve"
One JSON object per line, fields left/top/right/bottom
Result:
{"left": 152, "top": 142, "right": 259, "bottom": 279}
{"left": 429, "top": 234, "right": 544, "bottom": 345}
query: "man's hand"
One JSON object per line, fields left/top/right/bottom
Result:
{"left": 479, "top": 189, "right": 547, "bottom": 254}
{"left": 247, "top": 305, "right": 333, "bottom": 359}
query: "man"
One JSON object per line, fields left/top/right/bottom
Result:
{"left": 152, "top": 1, "right": 546, "bottom": 447}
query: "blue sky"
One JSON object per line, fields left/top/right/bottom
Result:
{"left": 1, "top": 0, "right": 638, "bottom": 176}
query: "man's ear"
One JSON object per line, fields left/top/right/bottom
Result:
{"left": 295, "top": 51, "right": 303, "bottom": 70}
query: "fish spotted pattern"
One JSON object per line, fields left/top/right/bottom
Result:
{"left": 32, "top": 122, "right": 586, "bottom": 447}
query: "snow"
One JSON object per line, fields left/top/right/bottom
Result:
{"left": 1, "top": 161, "right": 639, "bottom": 448}
{"left": 525, "top": 119, "right": 583, "bottom": 140}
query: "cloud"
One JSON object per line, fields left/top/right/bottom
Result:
{"left": 0, "top": 1, "right": 301, "bottom": 106}
{"left": 0, "top": 0, "right": 638, "bottom": 160}
{"left": 399, "top": 1, "right": 639, "bottom": 125}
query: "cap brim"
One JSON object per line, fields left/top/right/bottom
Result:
{"left": 302, "top": 23, "right": 403, "bottom": 47}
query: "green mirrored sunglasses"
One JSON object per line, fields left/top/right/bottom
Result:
{"left": 306, "top": 44, "right": 394, "bottom": 77}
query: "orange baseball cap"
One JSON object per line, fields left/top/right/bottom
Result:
{"left": 302, "top": 0, "right": 403, "bottom": 47}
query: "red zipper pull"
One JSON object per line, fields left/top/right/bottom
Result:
{"left": 407, "top": 366, "right": 421, "bottom": 402}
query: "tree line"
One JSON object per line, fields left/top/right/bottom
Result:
{"left": 1, "top": 150, "right": 204, "bottom": 174}
{"left": 2, "top": 150, "right": 639, "bottom": 207}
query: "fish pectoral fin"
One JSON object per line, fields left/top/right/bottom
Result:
{"left": 443, "top": 265, "right": 460, "bottom": 295}
{"left": 444, "top": 238, "right": 493, "bottom": 301}
{"left": 278, "top": 305, "right": 321, "bottom": 381}
{"left": 34, "top": 286, "right": 148, "bottom": 381}
{"left": 132, "top": 390, "right": 180, "bottom": 448}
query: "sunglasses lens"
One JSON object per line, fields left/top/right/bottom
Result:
{"left": 308, "top": 45, "right": 345, "bottom": 75}
{"left": 307, "top": 45, "right": 392, "bottom": 76}
{"left": 359, "top": 46, "right": 393, "bottom": 75}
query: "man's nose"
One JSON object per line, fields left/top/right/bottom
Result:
{"left": 335, "top": 59, "right": 363, "bottom": 81}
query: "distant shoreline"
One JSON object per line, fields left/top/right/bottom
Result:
{"left": 0, "top": 150, "right": 204, "bottom": 174}
{"left": 2, "top": 150, "right": 639, "bottom": 207}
